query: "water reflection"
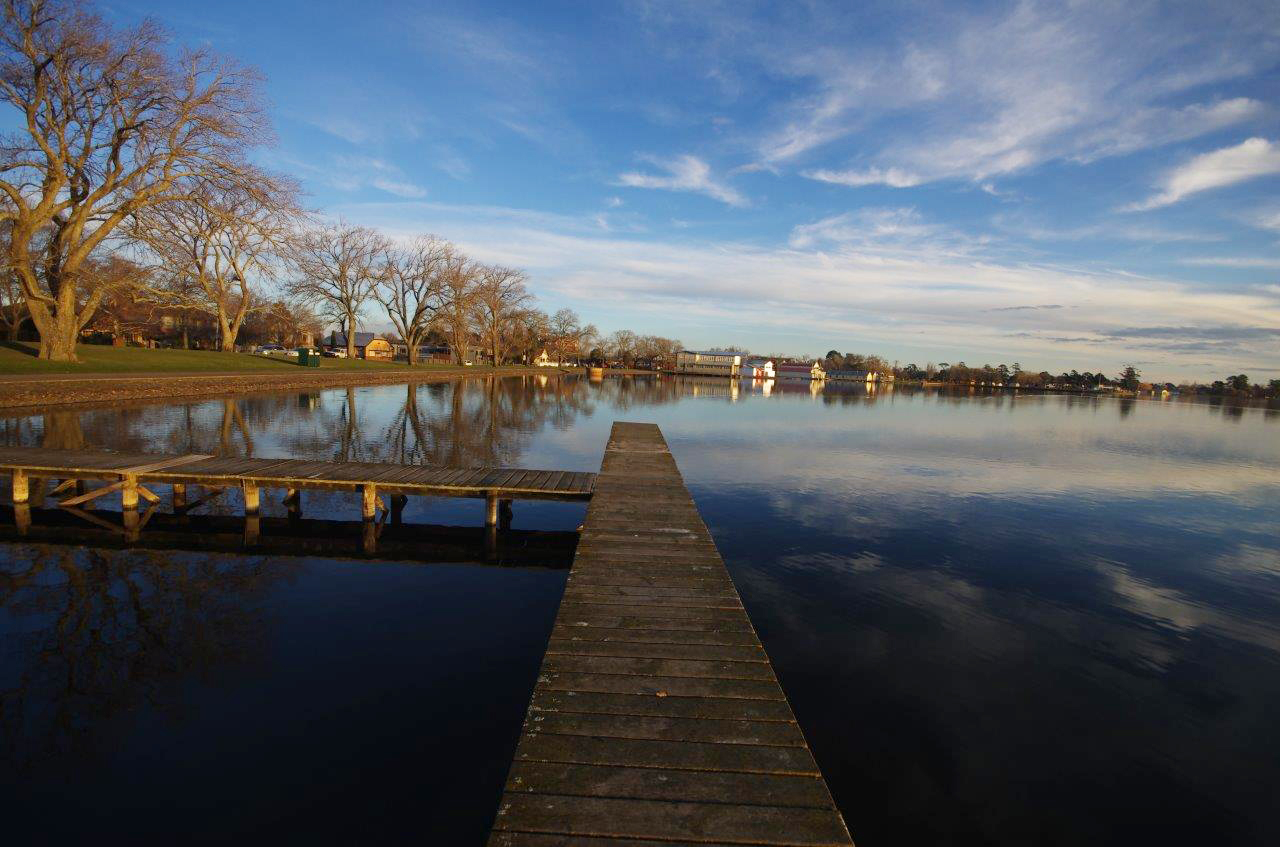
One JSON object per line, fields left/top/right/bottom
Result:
{"left": 1, "top": 544, "right": 293, "bottom": 768}
{"left": 0, "top": 376, "right": 1277, "bottom": 845}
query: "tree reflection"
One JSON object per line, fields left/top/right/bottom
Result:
{"left": 0, "top": 543, "right": 294, "bottom": 768}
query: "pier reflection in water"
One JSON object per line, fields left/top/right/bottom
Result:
{"left": 1, "top": 374, "right": 1278, "bottom": 846}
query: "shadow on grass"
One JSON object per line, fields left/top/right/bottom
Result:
{"left": 0, "top": 341, "right": 38, "bottom": 358}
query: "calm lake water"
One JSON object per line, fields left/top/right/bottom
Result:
{"left": 2, "top": 376, "right": 1278, "bottom": 845}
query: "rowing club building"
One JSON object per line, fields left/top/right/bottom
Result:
{"left": 674, "top": 350, "right": 743, "bottom": 378}
{"left": 776, "top": 361, "right": 827, "bottom": 381}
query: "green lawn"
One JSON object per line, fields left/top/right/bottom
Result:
{"left": 0, "top": 343, "right": 442, "bottom": 375}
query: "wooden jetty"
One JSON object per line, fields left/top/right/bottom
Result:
{"left": 489, "top": 422, "right": 853, "bottom": 846}
{"left": 0, "top": 446, "right": 593, "bottom": 551}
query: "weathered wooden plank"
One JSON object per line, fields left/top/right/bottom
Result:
{"left": 502, "top": 762, "right": 836, "bottom": 809}
{"left": 526, "top": 712, "right": 807, "bottom": 747}
{"left": 543, "top": 654, "right": 776, "bottom": 682}
{"left": 549, "top": 624, "right": 762, "bottom": 647}
{"left": 489, "top": 833, "right": 749, "bottom": 847}
{"left": 491, "top": 794, "right": 851, "bottom": 845}
{"left": 512, "top": 733, "right": 819, "bottom": 775}
{"left": 529, "top": 689, "right": 797, "bottom": 722}
{"left": 545, "top": 638, "right": 768, "bottom": 664}
{"left": 563, "top": 582, "right": 741, "bottom": 600}
{"left": 553, "top": 613, "right": 755, "bottom": 634}
{"left": 538, "top": 671, "right": 784, "bottom": 700}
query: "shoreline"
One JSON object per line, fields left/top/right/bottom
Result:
{"left": 0, "top": 365, "right": 581, "bottom": 413}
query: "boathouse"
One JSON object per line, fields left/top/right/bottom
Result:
{"left": 674, "top": 350, "right": 743, "bottom": 378}
{"left": 777, "top": 361, "right": 826, "bottom": 380}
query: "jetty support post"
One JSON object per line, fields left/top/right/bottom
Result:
{"left": 485, "top": 492, "right": 499, "bottom": 528}
{"left": 241, "top": 481, "right": 260, "bottom": 516}
{"left": 172, "top": 483, "right": 187, "bottom": 513}
{"left": 121, "top": 474, "right": 139, "bottom": 511}
{"left": 12, "top": 468, "right": 27, "bottom": 505}
{"left": 285, "top": 487, "right": 301, "bottom": 519}
{"left": 122, "top": 506, "right": 140, "bottom": 542}
{"left": 390, "top": 494, "right": 407, "bottom": 524}
{"left": 361, "top": 484, "right": 377, "bottom": 522}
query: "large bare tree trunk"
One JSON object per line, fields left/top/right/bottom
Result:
{"left": 31, "top": 293, "right": 79, "bottom": 362}
{"left": 345, "top": 308, "right": 357, "bottom": 358}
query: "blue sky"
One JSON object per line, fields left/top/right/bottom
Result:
{"left": 112, "top": 0, "right": 1280, "bottom": 381}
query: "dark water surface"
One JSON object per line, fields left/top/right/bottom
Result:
{"left": 2, "top": 376, "right": 1278, "bottom": 845}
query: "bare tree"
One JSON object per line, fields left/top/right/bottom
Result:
{"left": 288, "top": 221, "right": 386, "bottom": 358}
{"left": 0, "top": 1, "right": 268, "bottom": 360}
{"left": 549, "top": 308, "right": 580, "bottom": 364}
{"left": 136, "top": 174, "right": 300, "bottom": 351}
{"left": 472, "top": 264, "right": 531, "bottom": 366}
{"left": 438, "top": 251, "right": 478, "bottom": 365}
{"left": 374, "top": 236, "right": 449, "bottom": 365}
{"left": 510, "top": 308, "right": 549, "bottom": 365}
{"left": 607, "top": 329, "right": 639, "bottom": 367}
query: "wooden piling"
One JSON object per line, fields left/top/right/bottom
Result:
{"left": 121, "top": 475, "right": 139, "bottom": 511}
{"left": 486, "top": 493, "right": 499, "bottom": 527}
{"left": 11, "top": 468, "right": 27, "bottom": 504}
{"left": 242, "top": 481, "right": 260, "bottom": 515}
{"left": 172, "top": 483, "right": 187, "bottom": 512}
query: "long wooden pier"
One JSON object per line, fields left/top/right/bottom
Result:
{"left": 489, "top": 422, "right": 853, "bottom": 845}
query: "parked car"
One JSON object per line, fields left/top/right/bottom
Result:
{"left": 322, "top": 349, "right": 348, "bottom": 358}
{"left": 258, "top": 344, "right": 284, "bottom": 354}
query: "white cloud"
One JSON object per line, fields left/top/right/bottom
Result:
{"left": 788, "top": 208, "right": 953, "bottom": 249}
{"left": 270, "top": 152, "right": 428, "bottom": 199}
{"left": 1181, "top": 256, "right": 1280, "bottom": 269}
{"left": 370, "top": 178, "right": 428, "bottom": 199}
{"left": 1125, "top": 138, "right": 1280, "bottom": 211}
{"left": 617, "top": 154, "right": 747, "bottom": 207}
{"left": 802, "top": 167, "right": 923, "bottom": 188}
{"left": 1247, "top": 208, "right": 1280, "bottom": 233}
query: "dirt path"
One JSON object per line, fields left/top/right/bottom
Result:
{"left": 0, "top": 366, "right": 578, "bottom": 412}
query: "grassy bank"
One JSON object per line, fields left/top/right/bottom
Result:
{"left": 0, "top": 343, "right": 472, "bottom": 375}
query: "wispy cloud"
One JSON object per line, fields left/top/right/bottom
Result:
{"left": 1180, "top": 256, "right": 1280, "bottom": 269}
{"left": 617, "top": 154, "right": 747, "bottom": 207}
{"left": 788, "top": 208, "right": 959, "bottom": 250}
{"left": 271, "top": 152, "right": 428, "bottom": 199}
{"left": 802, "top": 167, "right": 923, "bottom": 188}
{"left": 648, "top": 2, "right": 1276, "bottom": 185}
{"left": 1124, "top": 138, "right": 1280, "bottom": 211}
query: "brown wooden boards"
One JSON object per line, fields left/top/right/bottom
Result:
{"left": 0, "top": 447, "right": 594, "bottom": 502}
{"left": 489, "top": 422, "right": 853, "bottom": 846}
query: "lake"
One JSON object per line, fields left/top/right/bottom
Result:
{"left": 2, "top": 376, "right": 1278, "bottom": 845}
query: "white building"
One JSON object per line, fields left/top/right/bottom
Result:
{"left": 740, "top": 358, "right": 776, "bottom": 379}
{"left": 675, "top": 350, "right": 742, "bottom": 378}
